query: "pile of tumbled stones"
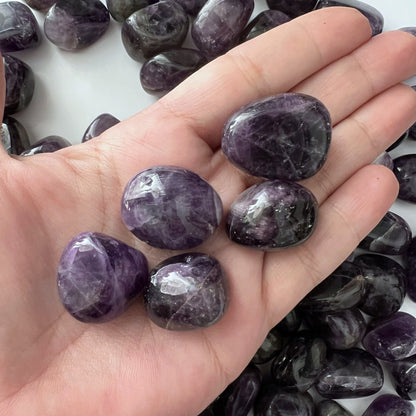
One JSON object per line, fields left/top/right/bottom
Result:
{"left": 2, "top": 0, "right": 416, "bottom": 415}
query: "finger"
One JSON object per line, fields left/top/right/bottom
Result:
{"left": 262, "top": 164, "right": 399, "bottom": 325}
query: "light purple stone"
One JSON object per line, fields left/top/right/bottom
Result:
{"left": 267, "top": 0, "right": 317, "bottom": 18}
{"left": 393, "top": 154, "right": 416, "bottom": 202}
{"left": 191, "top": 0, "right": 254, "bottom": 58}
{"left": 373, "top": 152, "right": 394, "bottom": 170}
{"left": 174, "top": 0, "right": 207, "bottom": 16}
{"left": 400, "top": 27, "right": 416, "bottom": 37}
{"left": 222, "top": 93, "right": 331, "bottom": 181}
{"left": 362, "top": 394, "right": 415, "bottom": 416}
{"left": 20, "top": 135, "right": 71, "bottom": 156}
{"left": 82, "top": 113, "right": 120, "bottom": 142}
{"left": 145, "top": 252, "right": 228, "bottom": 330}
{"left": 57, "top": 232, "right": 149, "bottom": 323}
{"left": 0, "top": 2, "right": 41, "bottom": 52}
{"left": 106, "top": 0, "right": 157, "bottom": 22}
{"left": 121, "top": 166, "right": 223, "bottom": 250}
{"left": 44, "top": 0, "right": 110, "bottom": 51}
{"left": 23, "top": 0, "right": 56, "bottom": 11}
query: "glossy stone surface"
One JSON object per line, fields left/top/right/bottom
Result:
{"left": 82, "top": 113, "right": 120, "bottom": 142}
{"left": 23, "top": 0, "right": 55, "bottom": 11}
{"left": 359, "top": 211, "right": 412, "bottom": 255}
{"left": 20, "top": 136, "right": 71, "bottom": 156}
{"left": 140, "top": 48, "right": 206, "bottom": 94}
{"left": 222, "top": 93, "right": 331, "bottom": 181}
{"left": 266, "top": 0, "right": 317, "bottom": 18}
{"left": 400, "top": 27, "right": 416, "bottom": 37}
{"left": 106, "top": 0, "right": 156, "bottom": 22}
{"left": 314, "top": 0, "right": 383, "bottom": 36}
{"left": 44, "top": 0, "right": 110, "bottom": 51}
{"left": 373, "top": 152, "right": 394, "bottom": 170}
{"left": 406, "top": 237, "right": 416, "bottom": 302}
{"left": 121, "top": 166, "right": 222, "bottom": 250}
{"left": 388, "top": 355, "right": 416, "bottom": 400}
{"left": 393, "top": 154, "right": 416, "bottom": 202}
{"left": 1, "top": 116, "right": 30, "bottom": 155}
{"left": 387, "top": 130, "right": 409, "bottom": 152}
{"left": 315, "top": 400, "right": 353, "bottom": 416}
{"left": 57, "top": 232, "right": 149, "bottom": 323}
{"left": 174, "top": 0, "right": 207, "bottom": 16}
{"left": 240, "top": 10, "right": 290, "bottom": 42}
{"left": 4, "top": 54, "right": 35, "bottom": 115}
{"left": 299, "top": 261, "right": 365, "bottom": 311}
{"left": 145, "top": 253, "right": 228, "bottom": 330}
{"left": 252, "top": 326, "right": 290, "bottom": 365}
{"left": 316, "top": 348, "right": 383, "bottom": 398}
{"left": 271, "top": 332, "right": 327, "bottom": 392}
{"left": 226, "top": 180, "right": 318, "bottom": 250}
{"left": 191, "top": 0, "right": 254, "bottom": 58}
{"left": 122, "top": 1, "right": 188, "bottom": 61}
{"left": 0, "top": 2, "right": 41, "bottom": 52}
{"left": 276, "top": 309, "right": 303, "bottom": 334}
{"left": 362, "top": 394, "right": 415, "bottom": 416}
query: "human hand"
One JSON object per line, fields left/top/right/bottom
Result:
{"left": 0, "top": 7, "right": 415, "bottom": 416}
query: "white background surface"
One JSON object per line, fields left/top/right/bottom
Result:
{"left": 4, "top": 0, "right": 416, "bottom": 414}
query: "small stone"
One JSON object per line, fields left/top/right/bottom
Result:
{"left": 393, "top": 154, "right": 416, "bottom": 202}
{"left": 362, "top": 394, "right": 415, "bottom": 416}
{"left": 373, "top": 152, "right": 394, "bottom": 170}
{"left": 57, "top": 232, "right": 149, "bottom": 323}
{"left": 122, "top": 1, "right": 189, "bottom": 61}
{"left": 121, "top": 166, "right": 222, "bottom": 250}
{"left": 1, "top": 116, "right": 30, "bottom": 155}
{"left": 3, "top": 54, "right": 35, "bottom": 115}
{"left": 406, "top": 237, "right": 416, "bottom": 302}
{"left": 82, "top": 113, "right": 120, "bottom": 142}
{"left": 315, "top": 400, "right": 353, "bottom": 416}
{"left": 266, "top": 0, "right": 317, "bottom": 18}
{"left": 0, "top": 2, "right": 41, "bottom": 52}
{"left": 23, "top": 0, "right": 56, "bottom": 11}
{"left": 316, "top": 348, "right": 383, "bottom": 398}
{"left": 44, "top": 0, "right": 110, "bottom": 51}
{"left": 363, "top": 312, "right": 416, "bottom": 361}
{"left": 106, "top": 0, "right": 156, "bottom": 22}
{"left": 400, "top": 27, "right": 416, "bottom": 37}
{"left": 191, "top": 0, "right": 254, "bottom": 58}
{"left": 388, "top": 355, "right": 416, "bottom": 400}
{"left": 226, "top": 180, "right": 318, "bottom": 250}
{"left": 252, "top": 326, "right": 290, "bottom": 365}
{"left": 276, "top": 308, "right": 303, "bottom": 334}
{"left": 145, "top": 253, "right": 228, "bottom": 330}
{"left": 140, "top": 48, "right": 206, "bottom": 94}
{"left": 20, "top": 136, "right": 71, "bottom": 156}
{"left": 222, "top": 93, "right": 331, "bottom": 181}
{"left": 174, "top": 0, "right": 207, "bottom": 16}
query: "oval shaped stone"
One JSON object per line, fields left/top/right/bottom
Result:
{"left": 315, "top": 400, "right": 353, "bottom": 416}
{"left": 1, "top": 116, "right": 30, "bottom": 155}
{"left": 23, "top": 0, "right": 55, "bottom": 11}
{"left": 82, "top": 113, "right": 120, "bottom": 142}
{"left": 226, "top": 180, "right": 318, "bottom": 249}
{"left": 388, "top": 355, "right": 416, "bottom": 400}
{"left": 362, "top": 394, "right": 415, "bottom": 416}
{"left": 106, "top": 0, "right": 156, "bottom": 22}
{"left": 373, "top": 152, "right": 394, "bottom": 170}
{"left": 145, "top": 253, "right": 228, "bottom": 330}
{"left": 266, "top": 0, "right": 317, "bottom": 18}
{"left": 20, "top": 135, "right": 71, "bottom": 156}
{"left": 276, "top": 308, "right": 303, "bottom": 334}
{"left": 140, "top": 48, "right": 206, "bottom": 94}
{"left": 222, "top": 93, "right": 331, "bottom": 181}
{"left": 44, "top": 0, "right": 110, "bottom": 51}
{"left": 57, "top": 232, "right": 149, "bottom": 323}
{"left": 316, "top": 348, "right": 383, "bottom": 399}
{"left": 406, "top": 237, "right": 416, "bottom": 302}
{"left": 393, "top": 154, "right": 416, "bottom": 202}
{"left": 121, "top": 166, "right": 222, "bottom": 250}
{"left": 252, "top": 326, "right": 290, "bottom": 365}
{"left": 191, "top": 0, "right": 254, "bottom": 58}
{"left": 174, "top": 0, "right": 207, "bottom": 16}
{"left": 122, "top": 1, "right": 189, "bottom": 61}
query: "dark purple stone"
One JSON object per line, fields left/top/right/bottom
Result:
{"left": 240, "top": 10, "right": 290, "bottom": 42}
{"left": 362, "top": 394, "right": 415, "bottom": 416}
{"left": 316, "top": 348, "right": 383, "bottom": 399}
{"left": 393, "top": 154, "right": 416, "bottom": 202}
{"left": 106, "top": 0, "right": 156, "bottom": 22}
{"left": 388, "top": 355, "right": 416, "bottom": 400}
{"left": 140, "top": 48, "right": 206, "bottom": 94}
{"left": 121, "top": 1, "right": 189, "bottom": 61}
{"left": 314, "top": 0, "right": 384, "bottom": 36}
{"left": 20, "top": 135, "right": 71, "bottom": 156}
{"left": 387, "top": 130, "right": 409, "bottom": 152}
{"left": 252, "top": 326, "right": 290, "bottom": 365}
{"left": 82, "top": 113, "right": 120, "bottom": 142}
{"left": 373, "top": 152, "right": 394, "bottom": 170}
{"left": 174, "top": 0, "right": 207, "bottom": 16}
{"left": 276, "top": 308, "right": 303, "bottom": 334}
{"left": 266, "top": 0, "right": 317, "bottom": 18}
{"left": 198, "top": 407, "right": 215, "bottom": 416}
{"left": 400, "top": 27, "right": 416, "bottom": 37}
{"left": 226, "top": 180, "right": 318, "bottom": 250}
{"left": 222, "top": 93, "right": 331, "bottom": 181}
{"left": 0, "top": 2, "right": 41, "bottom": 52}
{"left": 299, "top": 261, "right": 365, "bottom": 312}
{"left": 44, "top": 0, "right": 110, "bottom": 51}
{"left": 1, "top": 116, "right": 30, "bottom": 155}
{"left": 3, "top": 54, "right": 35, "bottom": 116}
{"left": 23, "top": 0, "right": 55, "bottom": 11}
{"left": 121, "top": 166, "right": 222, "bottom": 250}
{"left": 191, "top": 0, "right": 254, "bottom": 59}
{"left": 406, "top": 237, "right": 416, "bottom": 302}
{"left": 363, "top": 312, "right": 416, "bottom": 362}
{"left": 315, "top": 400, "right": 353, "bottom": 416}
{"left": 145, "top": 253, "right": 228, "bottom": 330}
{"left": 57, "top": 232, "right": 149, "bottom": 323}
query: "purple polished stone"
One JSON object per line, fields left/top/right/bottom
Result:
{"left": 191, "top": 0, "right": 254, "bottom": 58}
{"left": 20, "top": 135, "right": 71, "bottom": 156}
{"left": 266, "top": 0, "right": 317, "bottom": 18}
{"left": 400, "top": 27, "right": 416, "bottom": 37}
{"left": 406, "top": 237, "right": 416, "bottom": 302}
{"left": 410, "top": 86, "right": 416, "bottom": 140}
{"left": 222, "top": 93, "right": 331, "bottom": 181}
{"left": 0, "top": 2, "right": 41, "bottom": 52}
{"left": 145, "top": 253, "right": 228, "bottom": 330}
{"left": 363, "top": 312, "right": 416, "bottom": 362}
{"left": 121, "top": 166, "right": 222, "bottom": 250}
{"left": 393, "top": 154, "right": 416, "bottom": 202}
{"left": 316, "top": 400, "right": 353, "bottom": 416}
{"left": 122, "top": 1, "right": 189, "bottom": 61}
{"left": 276, "top": 308, "right": 303, "bottom": 334}
{"left": 106, "top": 0, "right": 157, "bottom": 22}
{"left": 252, "top": 326, "right": 290, "bottom": 365}
{"left": 44, "top": 0, "right": 110, "bottom": 51}
{"left": 362, "top": 394, "right": 415, "bottom": 416}
{"left": 373, "top": 152, "right": 394, "bottom": 170}
{"left": 174, "top": 0, "right": 207, "bottom": 16}
{"left": 387, "top": 129, "right": 409, "bottom": 152}
{"left": 226, "top": 180, "right": 317, "bottom": 250}
{"left": 140, "top": 48, "right": 206, "bottom": 94}
{"left": 82, "top": 113, "right": 120, "bottom": 142}
{"left": 316, "top": 348, "right": 383, "bottom": 398}
{"left": 57, "top": 232, "right": 149, "bottom": 323}
{"left": 314, "top": 0, "right": 384, "bottom": 36}
{"left": 1, "top": 116, "right": 30, "bottom": 155}
{"left": 388, "top": 355, "right": 416, "bottom": 400}
{"left": 3, "top": 54, "right": 35, "bottom": 116}
{"left": 23, "top": 0, "right": 56, "bottom": 11}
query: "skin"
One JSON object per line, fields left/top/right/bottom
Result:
{"left": 0, "top": 7, "right": 415, "bottom": 416}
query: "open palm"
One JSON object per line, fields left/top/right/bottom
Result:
{"left": 0, "top": 8, "right": 415, "bottom": 416}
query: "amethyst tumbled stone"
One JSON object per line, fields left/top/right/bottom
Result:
{"left": 82, "top": 113, "right": 120, "bottom": 142}
{"left": 20, "top": 136, "right": 71, "bottom": 156}
{"left": 252, "top": 326, "right": 290, "bottom": 364}
{"left": 388, "top": 355, "right": 416, "bottom": 400}
{"left": 226, "top": 180, "right": 317, "bottom": 249}
{"left": 393, "top": 154, "right": 416, "bottom": 202}
{"left": 106, "top": 0, "right": 156, "bottom": 22}
{"left": 57, "top": 232, "right": 149, "bottom": 323}
{"left": 23, "top": 0, "right": 56, "bottom": 11}
{"left": 406, "top": 237, "right": 416, "bottom": 302}
{"left": 266, "top": 0, "right": 317, "bottom": 18}
{"left": 316, "top": 400, "right": 353, "bottom": 416}
{"left": 362, "top": 394, "right": 415, "bottom": 416}
{"left": 373, "top": 152, "right": 394, "bottom": 170}
{"left": 174, "top": 0, "right": 207, "bottom": 16}
{"left": 121, "top": 166, "right": 222, "bottom": 250}
{"left": 1, "top": 116, "right": 30, "bottom": 155}
{"left": 222, "top": 93, "right": 331, "bottom": 181}
{"left": 44, "top": 0, "right": 110, "bottom": 51}
{"left": 145, "top": 253, "right": 228, "bottom": 330}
